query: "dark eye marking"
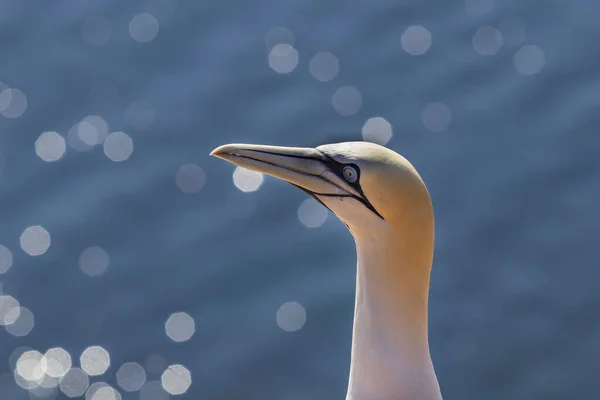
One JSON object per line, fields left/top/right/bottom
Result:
{"left": 319, "top": 154, "right": 383, "bottom": 220}
{"left": 320, "top": 154, "right": 361, "bottom": 187}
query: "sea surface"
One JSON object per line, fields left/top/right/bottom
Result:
{"left": 0, "top": 0, "right": 599, "bottom": 399}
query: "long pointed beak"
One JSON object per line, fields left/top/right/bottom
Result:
{"left": 210, "top": 143, "right": 352, "bottom": 196}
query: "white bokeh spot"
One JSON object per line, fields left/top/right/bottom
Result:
{"left": 77, "top": 115, "right": 109, "bottom": 146}
{"left": 68, "top": 122, "right": 94, "bottom": 152}
{"left": 421, "top": 102, "right": 452, "bottom": 132}
{"left": 86, "top": 382, "right": 113, "bottom": 400}
{"left": 0, "top": 245, "right": 13, "bottom": 274}
{"left": 129, "top": 13, "right": 159, "bottom": 43}
{"left": 35, "top": 131, "right": 67, "bottom": 162}
{"left": 472, "top": 26, "right": 503, "bottom": 55}
{"left": 5, "top": 306, "right": 34, "bottom": 337}
{"left": 20, "top": 225, "right": 51, "bottom": 256}
{"left": 79, "top": 246, "right": 110, "bottom": 277}
{"left": 362, "top": 117, "right": 393, "bottom": 145}
{"left": 44, "top": 348, "right": 72, "bottom": 378}
{"left": 176, "top": 164, "right": 206, "bottom": 194}
{"left": 0, "top": 88, "right": 28, "bottom": 118}
{"left": 401, "top": 26, "right": 432, "bottom": 56}
{"left": 165, "top": 312, "right": 196, "bottom": 342}
{"left": 59, "top": 367, "right": 90, "bottom": 398}
{"left": 268, "top": 44, "right": 299, "bottom": 74}
{"left": 104, "top": 132, "right": 134, "bottom": 162}
{"left": 514, "top": 45, "right": 546, "bottom": 75}
{"left": 332, "top": 86, "right": 362, "bottom": 116}
{"left": 309, "top": 51, "right": 340, "bottom": 82}
{"left": 116, "top": 362, "right": 147, "bottom": 392}
{"left": 297, "top": 198, "right": 328, "bottom": 228}
{"left": 276, "top": 301, "right": 306, "bottom": 332}
{"left": 0, "top": 295, "right": 20, "bottom": 325}
{"left": 161, "top": 365, "right": 192, "bottom": 395}
{"left": 80, "top": 346, "right": 110, "bottom": 376}
{"left": 233, "top": 167, "right": 264, "bottom": 192}
{"left": 16, "top": 350, "right": 46, "bottom": 382}
{"left": 91, "top": 384, "right": 121, "bottom": 400}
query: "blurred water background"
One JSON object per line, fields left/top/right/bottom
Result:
{"left": 0, "top": 0, "right": 599, "bottom": 399}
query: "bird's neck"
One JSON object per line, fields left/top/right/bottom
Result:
{"left": 346, "top": 227, "right": 442, "bottom": 400}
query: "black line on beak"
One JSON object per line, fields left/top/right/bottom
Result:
{"left": 232, "top": 148, "right": 385, "bottom": 221}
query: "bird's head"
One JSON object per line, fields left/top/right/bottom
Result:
{"left": 211, "top": 141, "right": 433, "bottom": 239}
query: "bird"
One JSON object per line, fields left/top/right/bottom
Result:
{"left": 211, "top": 141, "right": 442, "bottom": 400}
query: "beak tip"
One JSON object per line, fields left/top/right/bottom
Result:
{"left": 210, "top": 144, "right": 231, "bottom": 158}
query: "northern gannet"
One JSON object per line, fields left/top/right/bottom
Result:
{"left": 211, "top": 141, "right": 442, "bottom": 400}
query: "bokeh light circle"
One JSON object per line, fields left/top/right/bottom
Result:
{"left": 0, "top": 245, "right": 13, "bottom": 274}
{"left": 68, "top": 122, "right": 94, "bottom": 152}
{"left": 80, "top": 346, "right": 110, "bottom": 376}
{"left": 0, "top": 295, "right": 20, "bottom": 325}
{"left": 268, "top": 44, "right": 299, "bottom": 74}
{"left": 59, "top": 367, "right": 89, "bottom": 398}
{"left": 165, "top": 312, "right": 196, "bottom": 342}
{"left": 472, "top": 26, "right": 503, "bottom": 55}
{"left": 79, "top": 246, "right": 110, "bottom": 277}
{"left": 297, "top": 198, "right": 328, "bottom": 228}
{"left": 161, "top": 364, "right": 192, "bottom": 395}
{"left": 129, "top": 13, "right": 159, "bottom": 43}
{"left": 86, "top": 382, "right": 112, "bottom": 400}
{"left": 35, "top": 131, "right": 67, "bottom": 162}
{"left": 421, "top": 102, "right": 452, "bottom": 132}
{"left": 332, "top": 86, "right": 362, "bottom": 116}
{"left": 176, "top": 164, "right": 206, "bottom": 194}
{"left": 514, "top": 45, "right": 546, "bottom": 75}
{"left": 16, "top": 350, "right": 46, "bottom": 382}
{"left": 401, "top": 26, "right": 432, "bottom": 56}
{"left": 116, "top": 362, "right": 146, "bottom": 392}
{"left": 276, "top": 301, "right": 307, "bottom": 332}
{"left": 77, "top": 116, "right": 109, "bottom": 146}
{"left": 309, "top": 51, "right": 340, "bottom": 82}
{"left": 233, "top": 167, "right": 264, "bottom": 192}
{"left": 362, "top": 117, "right": 393, "bottom": 145}
{"left": 20, "top": 225, "right": 51, "bottom": 256}
{"left": 0, "top": 88, "right": 27, "bottom": 118}
{"left": 5, "top": 306, "right": 34, "bottom": 336}
{"left": 103, "top": 132, "right": 133, "bottom": 162}
{"left": 44, "top": 348, "right": 72, "bottom": 378}
{"left": 91, "top": 384, "right": 121, "bottom": 400}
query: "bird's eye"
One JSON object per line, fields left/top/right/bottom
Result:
{"left": 342, "top": 165, "right": 358, "bottom": 183}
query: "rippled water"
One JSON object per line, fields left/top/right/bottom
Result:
{"left": 0, "top": 0, "right": 599, "bottom": 399}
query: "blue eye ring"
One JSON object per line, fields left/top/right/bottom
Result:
{"left": 343, "top": 165, "right": 358, "bottom": 183}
